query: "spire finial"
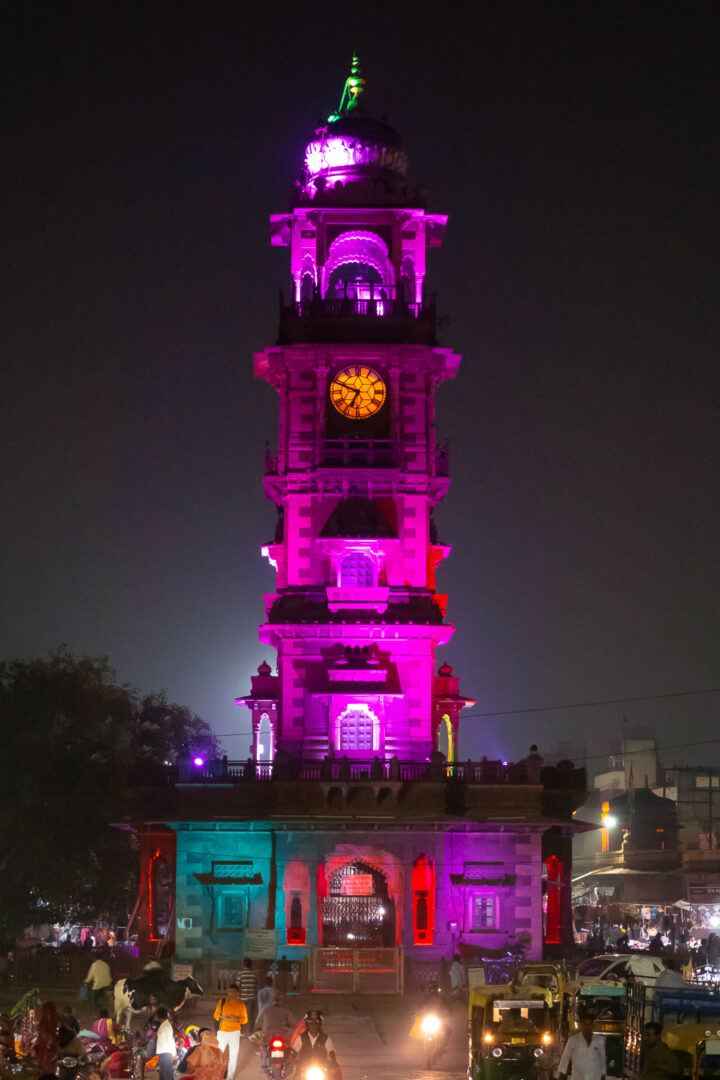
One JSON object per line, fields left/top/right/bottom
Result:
{"left": 328, "top": 54, "right": 365, "bottom": 122}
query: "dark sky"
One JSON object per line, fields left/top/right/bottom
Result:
{"left": 3, "top": 2, "right": 720, "bottom": 772}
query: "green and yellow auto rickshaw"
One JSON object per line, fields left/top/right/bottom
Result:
{"left": 468, "top": 986, "right": 558, "bottom": 1080}
{"left": 663, "top": 1023, "right": 720, "bottom": 1080}
{"left": 565, "top": 982, "right": 626, "bottom": 1078}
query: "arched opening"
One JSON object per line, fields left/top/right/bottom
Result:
{"left": 340, "top": 552, "right": 374, "bottom": 587}
{"left": 322, "top": 231, "right": 394, "bottom": 300}
{"left": 322, "top": 860, "right": 396, "bottom": 947}
{"left": 257, "top": 711, "right": 273, "bottom": 762}
{"left": 300, "top": 272, "right": 315, "bottom": 301}
{"left": 437, "top": 713, "right": 454, "bottom": 763}
{"left": 400, "top": 256, "right": 415, "bottom": 303}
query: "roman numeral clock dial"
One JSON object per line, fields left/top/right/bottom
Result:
{"left": 329, "top": 365, "right": 387, "bottom": 419}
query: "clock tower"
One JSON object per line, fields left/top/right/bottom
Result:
{"left": 239, "top": 58, "right": 473, "bottom": 762}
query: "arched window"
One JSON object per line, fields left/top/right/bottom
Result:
{"left": 437, "top": 713, "right": 454, "bottom": 763}
{"left": 340, "top": 553, "right": 374, "bottom": 587}
{"left": 401, "top": 256, "right": 416, "bottom": 303}
{"left": 300, "top": 272, "right": 315, "bottom": 301}
{"left": 257, "top": 712, "right": 273, "bottom": 762}
{"left": 338, "top": 704, "right": 376, "bottom": 751}
{"left": 290, "top": 894, "right": 303, "bottom": 929}
{"left": 411, "top": 854, "right": 435, "bottom": 945}
{"left": 416, "top": 894, "right": 428, "bottom": 931}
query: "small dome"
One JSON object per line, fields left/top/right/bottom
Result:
{"left": 299, "top": 57, "right": 423, "bottom": 208}
{"left": 438, "top": 662, "right": 454, "bottom": 677}
{"left": 257, "top": 660, "right": 272, "bottom": 676}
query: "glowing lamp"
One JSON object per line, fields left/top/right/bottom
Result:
{"left": 193, "top": 756, "right": 204, "bottom": 767}
{"left": 483, "top": 1033, "right": 494, "bottom": 1044}
{"left": 306, "top": 1068, "right": 325, "bottom": 1080}
{"left": 271, "top": 1039, "right": 284, "bottom": 1049}
{"left": 420, "top": 1015, "right": 441, "bottom": 1036}
{"left": 542, "top": 1033, "right": 552, "bottom": 1044}
{"left": 603, "top": 815, "right": 617, "bottom": 828}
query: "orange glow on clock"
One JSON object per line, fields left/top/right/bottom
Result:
{"left": 329, "top": 365, "right": 386, "bottom": 419}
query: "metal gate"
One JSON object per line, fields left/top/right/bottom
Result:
{"left": 309, "top": 947, "right": 403, "bottom": 994}
{"left": 321, "top": 861, "right": 396, "bottom": 947}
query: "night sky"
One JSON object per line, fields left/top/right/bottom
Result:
{"left": 3, "top": 3, "right": 720, "bottom": 771}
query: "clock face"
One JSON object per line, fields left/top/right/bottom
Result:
{"left": 329, "top": 365, "right": 387, "bottom": 420}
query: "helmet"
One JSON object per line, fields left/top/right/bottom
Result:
{"left": 304, "top": 1010, "right": 323, "bottom": 1023}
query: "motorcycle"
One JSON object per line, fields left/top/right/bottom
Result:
{"left": 420, "top": 1013, "right": 446, "bottom": 1069}
{"left": 261, "top": 1035, "right": 290, "bottom": 1077}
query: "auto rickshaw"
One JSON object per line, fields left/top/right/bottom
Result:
{"left": 468, "top": 986, "right": 559, "bottom": 1080}
{"left": 625, "top": 985, "right": 720, "bottom": 1078}
{"left": 663, "top": 1023, "right": 720, "bottom": 1080}
{"left": 513, "top": 964, "right": 565, "bottom": 1005}
{"left": 565, "top": 982, "right": 626, "bottom": 1078}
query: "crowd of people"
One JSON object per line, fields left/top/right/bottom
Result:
{"left": 0, "top": 954, "right": 343, "bottom": 1080}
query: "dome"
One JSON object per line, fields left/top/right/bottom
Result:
{"left": 299, "top": 57, "right": 423, "bottom": 208}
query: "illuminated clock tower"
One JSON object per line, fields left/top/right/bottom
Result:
{"left": 239, "top": 58, "right": 473, "bottom": 761}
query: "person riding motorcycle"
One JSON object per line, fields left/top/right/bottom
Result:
{"left": 290, "top": 1011, "right": 341, "bottom": 1080}
{"left": 255, "top": 994, "right": 294, "bottom": 1072}
{"left": 412, "top": 982, "right": 452, "bottom": 1055}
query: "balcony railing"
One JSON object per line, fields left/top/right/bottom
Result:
{"left": 264, "top": 440, "right": 450, "bottom": 476}
{"left": 177, "top": 757, "right": 550, "bottom": 785}
{"left": 278, "top": 292, "right": 437, "bottom": 345}
{"left": 320, "top": 438, "right": 396, "bottom": 469}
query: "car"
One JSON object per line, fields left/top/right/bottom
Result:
{"left": 573, "top": 954, "right": 665, "bottom": 986}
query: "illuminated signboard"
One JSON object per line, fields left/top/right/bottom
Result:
{"left": 341, "top": 874, "right": 373, "bottom": 896}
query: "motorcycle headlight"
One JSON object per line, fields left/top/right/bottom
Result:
{"left": 492, "top": 1047, "right": 503, "bottom": 1058}
{"left": 483, "top": 1033, "right": 494, "bottom": 1044}
{"left": 421, "top": 1015, "right": 442, "bottom": 1036}
{"left": 542, "top": 1033, "right": 552, "bottom": 1045}
{"left": 306, "top": 1067, "right": 326, "bottom": 1080}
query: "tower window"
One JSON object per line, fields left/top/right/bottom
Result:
{"left": 340, "top": 552, "right": 374, "bottom": 587}
{"left": 471, "top": 895, "right": 496, "bottom": 930}
{"left": 220, "top": 891, "right": 247, "bottom": 930}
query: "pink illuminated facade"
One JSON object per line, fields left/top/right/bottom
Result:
{"left": 238, "top": 67, "right": 472, "bottom": 763}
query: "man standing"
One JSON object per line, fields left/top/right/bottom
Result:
{"left": 558, "top": 1014, "right": 606, "bottom": 1080}
{"left": 236, "top": 959, "right": 258, "bottom": 1033}
{"left": 654, "top": 959, "right": 685, "bottom": 988}
{"left": 213, "top": 984, "right": 247, "bottom": 1080}
{"left": 637, "top": 1023, "right": 678, "bottom": 1080}
{"left": 449, "top": 954, "right": 464, "bottom": 1000}
{"left": 84, "top": 955, "right": 112, "bottom": 1014}
{"left": 154, "top": 1006, "right": 176, "bottom": 1080}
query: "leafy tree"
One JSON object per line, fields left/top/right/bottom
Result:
{"left": 0, "top": 647, "right": 218, "bottom": 939}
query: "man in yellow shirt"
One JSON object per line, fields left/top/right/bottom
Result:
{"left": 213, "top": 984, "right": 247, "bottom": 1079}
